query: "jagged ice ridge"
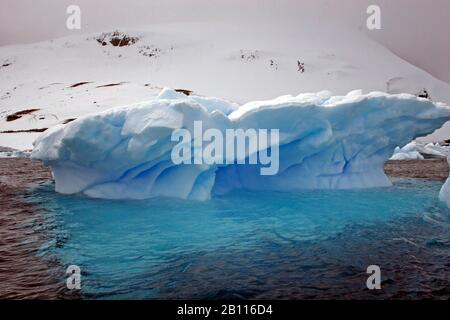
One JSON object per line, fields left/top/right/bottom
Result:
{"left": 32, "top": 89, "right": 450, "bottom": 200}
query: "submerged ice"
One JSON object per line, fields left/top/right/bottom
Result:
{"left": 32, "top": 89, "right": 450, "bottom": 200}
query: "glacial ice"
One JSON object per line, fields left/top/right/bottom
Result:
{"left": 390, "top": 148, "right": 424, "bottom": 160}
{"left": 0, "top": 149, "right": 30, "bottom": 158}
{"left": 32, "top": 89, "right": 450, "bottom": 200}
{"left": 440, "top": 152, "right": 450, "bottom": 208}
{"left": 390, "top": 141, "right": 448, "bottom": 160}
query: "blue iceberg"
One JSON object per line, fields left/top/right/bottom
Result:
{"left": 32, "top": 89, "right": 450, "bottom": 200}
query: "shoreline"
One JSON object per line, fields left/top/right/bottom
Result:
{"left": 384, "top": 159, "right": 449, "bottom": 181}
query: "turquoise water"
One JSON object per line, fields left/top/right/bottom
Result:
{"left": 28, "top": 178, "right": 450, "bottom": 299}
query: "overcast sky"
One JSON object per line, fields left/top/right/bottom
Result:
{"left": 1, "top": 0, "right": 449, "bottom": 83}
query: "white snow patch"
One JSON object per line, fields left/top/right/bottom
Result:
{"left": 390, "top": 141, "right": 448, "bottom": 160}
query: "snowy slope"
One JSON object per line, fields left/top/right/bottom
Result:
{"left": 2, "top": 21, "right": 450, "bottom": 150}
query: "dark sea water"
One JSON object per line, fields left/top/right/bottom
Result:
{"left": 19, "top": 178, "right": 450, "bottom": 300}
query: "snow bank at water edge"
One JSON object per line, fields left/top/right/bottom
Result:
{"left": 390, "top": 141, "right": 448, "bottom": 160}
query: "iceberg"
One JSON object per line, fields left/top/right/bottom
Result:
{"left": 390, "top": 141, "right": 448, "bottom": 160}
{"left": 440, "top": 152, "right": 450, "bottom": 208}
{"left": 32, "top": 89, "right": 450, "bottom": 200}
{"left": 390, "top": 148, "right": 424, "bottom": 160}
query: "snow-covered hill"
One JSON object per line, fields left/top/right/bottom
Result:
{"left": 2, "top": 21, "right": 450, "bottom": 150}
